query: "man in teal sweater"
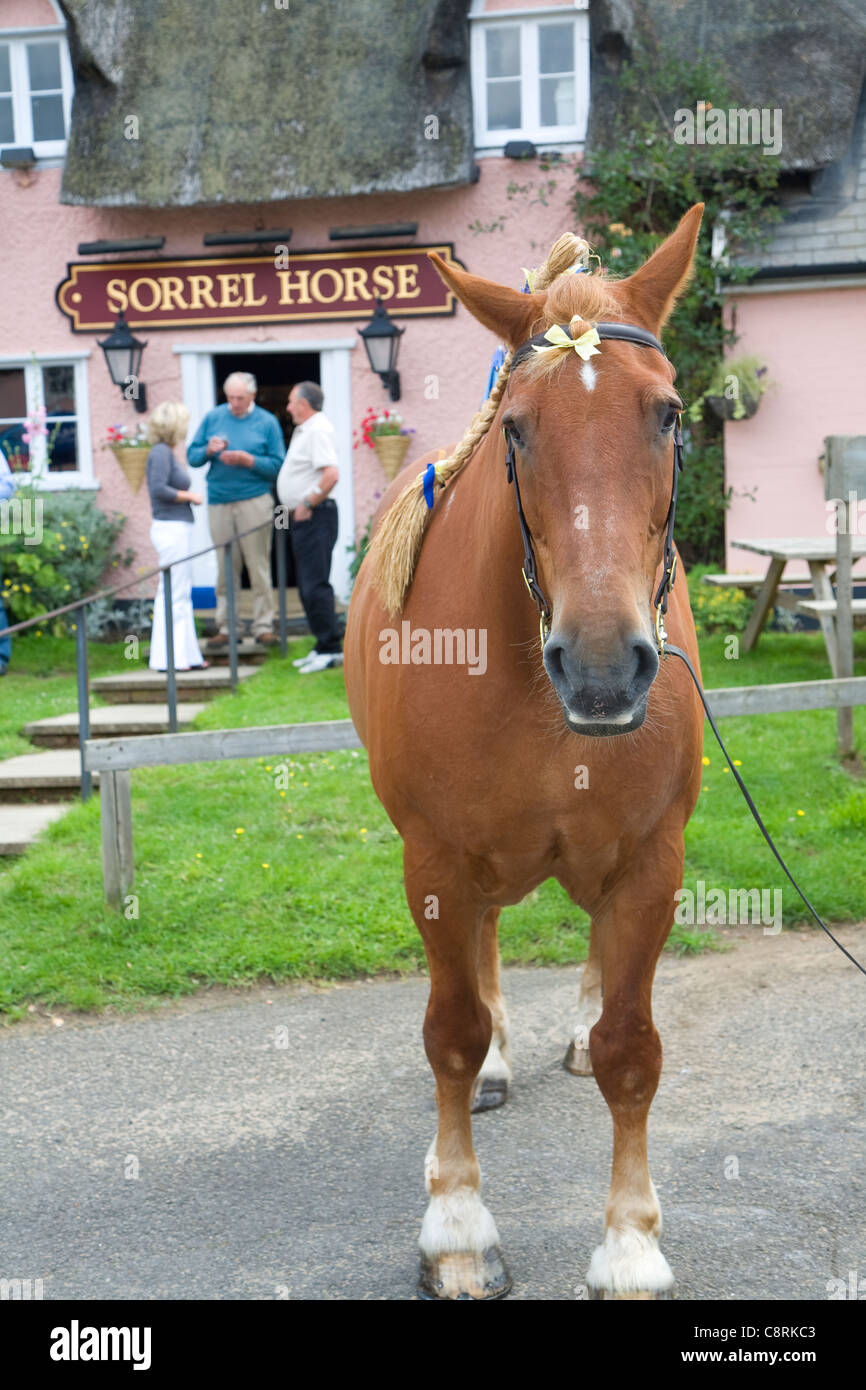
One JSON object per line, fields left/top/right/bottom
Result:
{"left": 188, "top": 371, "right": 284, "bottom": 644}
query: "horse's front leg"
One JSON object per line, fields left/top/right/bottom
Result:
{"left": 585, "top": 836, "right": 683, "bottom": 1300}
{"left": 471, "top": 906, "right": 512, "bottom": 1112}
{"left": 404, "top": 839, "right": 511, "bottom": 1300}
{"left": 563, "top": 922, "right": 602, "bottom": 1075}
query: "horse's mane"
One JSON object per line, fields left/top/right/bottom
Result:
{"left": 369, "top": 233, "right": 620, "bottom": 619}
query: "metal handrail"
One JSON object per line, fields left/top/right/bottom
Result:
{"left": 0, "top": 511, "right": 292, "bottom": 801}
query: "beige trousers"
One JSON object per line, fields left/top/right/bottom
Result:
{"left": 208, "top": 492, "right": 275, "bottom": 636}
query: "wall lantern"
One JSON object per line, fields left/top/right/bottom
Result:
{"left": 358, "top": 298, "right": 404, "bottom": 402}
{"left": 98, "top": 312, "right": 148, "bottom": 413}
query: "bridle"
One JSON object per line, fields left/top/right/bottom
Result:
{"left": 499, "top": 316, "right": 866, "bottom": 980}
{"left": 503, "top": 320, "right": 683, "bottom": 656}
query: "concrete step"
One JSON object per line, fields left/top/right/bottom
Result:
{"left": 0, "top": 749, "right": 99, "bottom": 801}
{"left": 197, "top": 638, "right": 269, "bottom": 664}
{"left": 24, "top": 703, "right": 207, "bottom": 748}
{"left": 91, "top": 665, "right": 259, "bottom": 704}
{"left": 0, "top": 803, "right": 69, "bottom": 855}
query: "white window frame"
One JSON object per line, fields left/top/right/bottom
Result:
{"left": 470, "top": 3, "right": 590, "bottom": 151}
{"left": 0, "top": 353, "right": 96, "bottom": 492}
{"left": 0, "top": 22, "right": 74, "bottom": 161}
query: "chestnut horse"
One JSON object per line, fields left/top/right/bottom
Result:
{"left": 344, "top": 205, "right": 705, "bottom": 1299}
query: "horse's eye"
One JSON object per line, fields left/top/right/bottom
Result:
{"left": 660, "top": 407, "right": 679, "bottom": 434}
{"left": 505, "top": 422, "right": 523, "bottom": 446}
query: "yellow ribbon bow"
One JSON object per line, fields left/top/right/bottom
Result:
{"left": 532, "top": 320, "right": 601, "bottom": 363}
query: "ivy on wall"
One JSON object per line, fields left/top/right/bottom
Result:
{"left": 573, "top": 50, "right": 783, "bottom": 564}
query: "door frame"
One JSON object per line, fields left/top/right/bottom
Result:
{"left": 173, "top": 337, "right": 357, "bottom": 601}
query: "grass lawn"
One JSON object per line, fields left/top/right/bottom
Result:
{"left": 1, "top": 621, "right": 865, "bottom": 1019}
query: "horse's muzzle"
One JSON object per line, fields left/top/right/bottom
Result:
{"left": 542, "top": 630, "right": 659, "bottom": 737}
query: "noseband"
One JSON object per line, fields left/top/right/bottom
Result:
{"left": 503, "top": 321, "right": 684, "bottom": 656}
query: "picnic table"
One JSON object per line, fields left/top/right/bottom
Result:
{"left": 731, "top": 536, "right": 866, "bottom": 668}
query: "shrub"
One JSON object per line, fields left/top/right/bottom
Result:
{"left": 0, "top": 485, "right": 133, "bottom": 632}
{"left": 572, "top": 49, "right": 782, "bottom": 564}
{"left": 686, "top": 565, "right": 752, "bottom": 637}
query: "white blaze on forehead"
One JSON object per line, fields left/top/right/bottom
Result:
{"left": 580, "top": 363, "right": 597, "bottom": 392}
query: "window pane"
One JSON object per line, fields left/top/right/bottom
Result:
{"left": 540, "top": 75, "right": 575, "bottom": 128}
{"left": 487, "top": 80, "right": 521, "bottom": 131}
{"left": 0, "top": 369, "right": 26, "bottom": 418}
{"left": 0, "top": 425, "right": 29, "bottom": 471}
{"left": 47, "top": 420, "right": 78, "bottom": 472}
{"left": 27, "top": 41, "right": 62, "bottom": 91}
{"left": 42, "top": 365, "right": 75, "bottom": 415}
{"left": 486, "top": 27, "right": 520, "bottom": 79}
{"left": 0, "top": 96, "right": 14, "bottom": 145}
{"left": 0, "top": 45, "right": 11, "bottom": 93}
{"left": 539, "top": 23, "right": 574, "bottom": 76}
{"left": 31, "top": 93, "right": 65, "bottom": 142}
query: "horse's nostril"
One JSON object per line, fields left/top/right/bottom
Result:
{"left": 543, "top": 638, "right": 566, "bottom": 684}
{"left": 632, "top": 636, "right": 659, "bottom": 691}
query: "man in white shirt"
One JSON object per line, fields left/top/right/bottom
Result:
{"left": 277, "top": 381, "right": 342, "bottom": 672}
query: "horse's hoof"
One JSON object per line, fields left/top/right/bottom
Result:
{"left": 563, "top": 1040, "right": 593, "bottom": 1076}
{"left": 418, "top": 1247, "right": 512, "bottom": 1300}
{"left": 470, "top": 1075, "right": 509, "bottom": 1112}
{"left": 589, "top": 1286, "right": 674, "bottom": 1300}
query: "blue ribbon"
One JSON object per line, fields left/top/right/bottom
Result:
{"left": 423, "top": 462, "right": 436, "bottom": 510}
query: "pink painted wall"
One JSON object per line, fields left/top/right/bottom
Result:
{"left": 1, "top": 0, "right": 60, "bottom": 26}
{"left": 724, "top": 286, "right": 866, "bottom": 579}
{"left": 0, "top": 156, "right": 582, "bottom": 587}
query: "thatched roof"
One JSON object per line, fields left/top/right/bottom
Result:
{"left": 59, "top": 0, "right": 474, "bottom": 208}
{"left": 589, "top": 0, "right": 866, "bottom": 172}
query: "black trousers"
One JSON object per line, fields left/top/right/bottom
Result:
{"left": 290, "top": 499, "right": 342, "bottom": 653}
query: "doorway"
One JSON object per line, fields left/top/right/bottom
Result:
{"left": 177, "top": 335, "right": 356, "bottom": 603}
{"left": 212, "top": 351, "right": 320, "bottom": 593}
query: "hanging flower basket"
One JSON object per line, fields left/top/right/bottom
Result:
{"left": 110, "top": 444, "right": 149, "bottom": 493}
{"left": 373, "top": 433, "right": 410, "bottom": 481}
{"left": 705, "top": 389, "right": 762, "bottom": 422}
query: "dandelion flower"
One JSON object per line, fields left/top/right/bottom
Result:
{"left": 235, "top": 827, "right": 244, "bottom": 835}
{"left": 797, "top": 809, "right": 805, "bottom": 817}
{"left": 702, "top": 756, "right": 710, "bottom": 766}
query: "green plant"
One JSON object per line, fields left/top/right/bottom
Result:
{"left": 347, "top": 502, "right": 379, "bottom": 588}
{"left": 690, "top": 355, "right": 769, "bottom": 423}
{"left": 686, "top": 564, "right": 752, "bottom": 637}
{"left": 0, "top": 485, "right": 133, "bottom": 631}
{"left": 572, "top": 49, "right": 782, "bottom": 564}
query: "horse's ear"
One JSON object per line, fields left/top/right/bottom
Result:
{"left": 619, "top": 203, "right": 704, "bottom": 332}
{"left": 428, "top": 252, "right": 546, "bottom": 349}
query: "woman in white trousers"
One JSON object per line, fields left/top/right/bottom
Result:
{"left": 146, "top": 402, "right": 206, "bottom": 671}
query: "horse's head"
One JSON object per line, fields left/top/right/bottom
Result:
{"left": 430, "top": 204, "right": 703, "bottom": 737}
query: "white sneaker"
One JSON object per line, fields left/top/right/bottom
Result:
{"left": 298, "top": 652, "right": 343, "bottom": 673}
{"left": 292, "top": 653, "right": 314, "bottom": 667}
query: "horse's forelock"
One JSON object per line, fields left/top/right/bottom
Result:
{"left": 516, "top": 271, "right": 624, "bottom": 382}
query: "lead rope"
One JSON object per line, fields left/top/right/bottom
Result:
{"left": 663, "top": 642, "right": 866, "bottom": 978}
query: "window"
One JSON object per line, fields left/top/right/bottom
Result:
{"left": 0, "top": 31, "right": 73, "bottom": 158}
{"left": 0, "top": 357, "right": 93, "bottom": 488}
{"left": 470, "top": 5, "right": 590, "bottom": 149}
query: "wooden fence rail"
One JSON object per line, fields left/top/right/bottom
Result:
{"left": 87, "top": 682, "right": 866, "bottom": 908}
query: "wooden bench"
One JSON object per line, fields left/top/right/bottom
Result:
{"left": 702, "top": 574, "right": 764, "bottom": 590}
{"left": 795, "top": 597, "right": 866, "bottom": 627}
